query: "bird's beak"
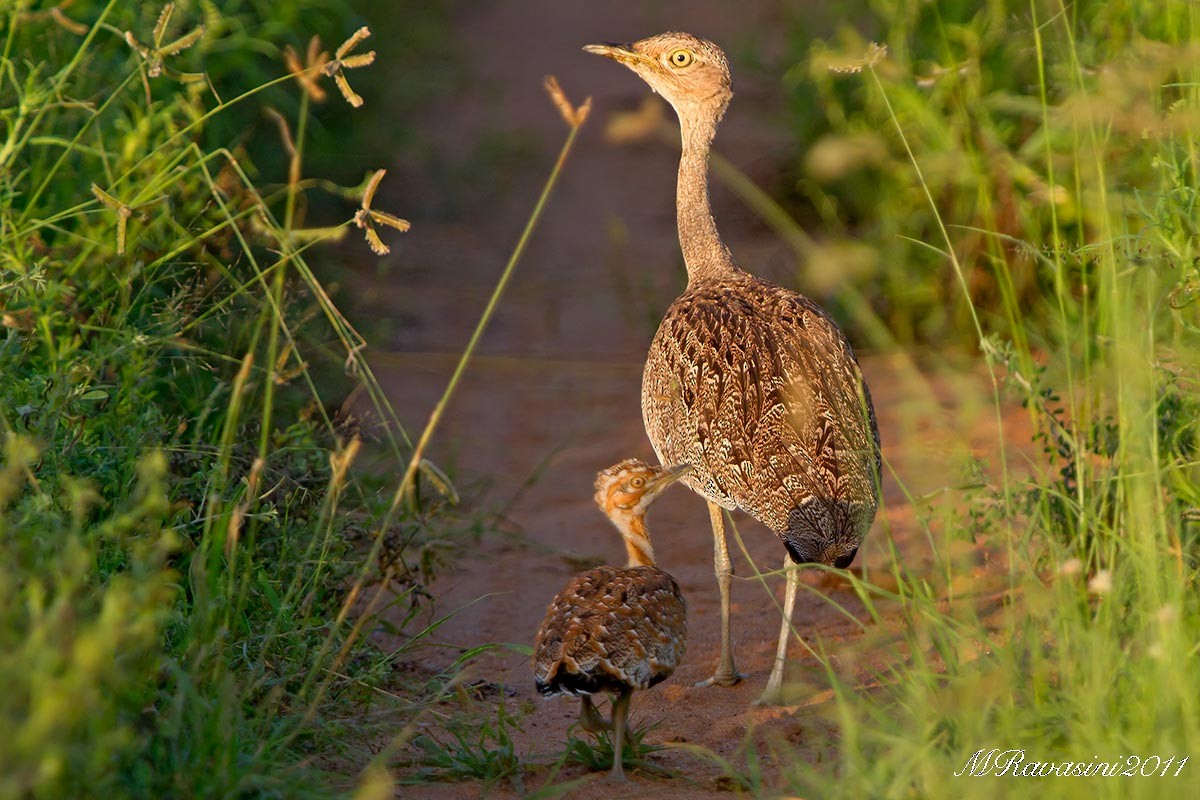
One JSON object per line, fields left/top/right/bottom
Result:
{"left": 649, "top": 463, "right": 693, "bottom": 492}
{"left": 582, "top": 42, "right": 645, "bottom": 68}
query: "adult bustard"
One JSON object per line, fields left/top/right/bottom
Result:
{"left": 533, "top": 459, "right": 691, "bottom": 781}
{"left": 584, "top": 32, "right": 880, "bottom": 704}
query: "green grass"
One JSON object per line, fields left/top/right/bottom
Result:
{"left": 718, "top": 1, "right": 1200, "bottom": 797}
{"left": 402, "top": 701, "right": 526, "bottom": 790}
{"left": 8, "top": 1, "right": 1200, "bottom": 797}
{"left": 1, "top": 4, "right": 595, "bottom": 796}
{"left": 561, "top": 718, "right": 673, "bottom": 780}
{"left": 773, "top": 0, "right": 1199, "bottom": 349}
{"left": 0, "top": 2, "right": 465, "bottom": 797}
{"left": 399, "top": 696, "right": 673, "bottom": 793}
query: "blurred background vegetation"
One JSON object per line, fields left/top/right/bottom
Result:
{"left": 2, "top": 0, "right": 1199, "bottom": 797}
{"left": 774, "top": 0, "right": 1200, "bottom": 348}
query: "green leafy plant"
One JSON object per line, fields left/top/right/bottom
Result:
{"left": 562, "top": 716, "right": 673, "bottom": 780}
{"left": 0, "top": 2, "right": 460, "bottom": 796}
{"left": 402, "top": 702, "right": 526, "bottom": 791}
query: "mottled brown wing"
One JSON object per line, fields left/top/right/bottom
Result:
{"left": 642, "top": 275, "right": 880, "bottom": 548}
{"left": 533, "top": 566, "right": 687, "bottom": 696}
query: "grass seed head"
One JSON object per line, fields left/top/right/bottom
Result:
{"left": 336, "top": 26, "right": 371, "bottom": 60}
{"left": 324, "top": 26, "right": 375, "bottom": 107}
{"left": 1058, "top": 558, "right": 1083, "bottom": 577}
{"left": 1087, "top": 569, "right": 1113, "bottom": 595}
{"left": 544, "top": 75, "right": 591, "bottom": 128}
{"left": 19, "top": 2, "right": 88, "bottom": 35}
{"left": 826, "top": 41, "right": 888, "bottom": 75}
{"left": 124, "top": 2, "right": 205, "bottom": 79}
{"left": 353, "top": 170, "right": 409, "bottom": 255}
{"left": 283, "top": 36, "right": 330, "bottom": 102}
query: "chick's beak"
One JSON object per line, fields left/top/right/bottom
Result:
{"left": 582, "top": 42, "right": 644, "bottom": 67}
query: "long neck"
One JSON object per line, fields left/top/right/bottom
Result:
{"left": 676, "top": 105, "right": 736, "bottom": 283}
{"left": 612, "top": 512, "right": 655, "bottom": 567}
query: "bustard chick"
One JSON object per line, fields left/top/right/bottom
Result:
{"left": 584, "top": 33, "right": 881, "bottom": 705}
{"left": 533, "top": 459, "right": 690, "bottom": 781}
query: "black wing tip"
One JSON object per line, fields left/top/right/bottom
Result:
{"left": 536, "top": 669, "right": 623, "bottom": 697}
{"left": 535, "top": 662, "right": 585, "bottom": 697}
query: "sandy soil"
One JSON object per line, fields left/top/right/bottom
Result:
{"left": 343, "top": 2, "right": 1033, "bottom": 797}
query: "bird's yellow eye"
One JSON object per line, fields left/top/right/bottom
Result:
{"left": 630, "top": 476, "right": 646, "bottom": 489}
{"left": 667, "top": 49, "right": 694, "bottom": 69}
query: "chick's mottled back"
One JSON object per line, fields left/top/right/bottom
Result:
{"left": 534, "top": 563, "right": 684, "bottom": 696}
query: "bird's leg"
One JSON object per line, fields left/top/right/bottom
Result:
{"left": 755, "top": 554, "right": 800, "bottom": 705}
{"left": 695, "top": 501, "right": 747, "bottom": 687}
{"left": 579, "top": 695, "right": 612, "bottom": 733}
{"left": 605, "top": 688, "right": 633, "bottom": 782}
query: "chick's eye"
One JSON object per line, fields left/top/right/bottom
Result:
{"left": 668, "top": 49, "right": 694, "bottom": 68}
{"left": 630, "top": 477, "right": 646, "bottom": 489}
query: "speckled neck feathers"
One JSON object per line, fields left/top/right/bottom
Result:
{"left": 611, "top": 513, "right": 655, "bottom": 567}
{"left": 676, "top": 101, "right": 737, "bottom": 284}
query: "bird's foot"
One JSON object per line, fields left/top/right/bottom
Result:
{"left": 600, "top": 769, "right": 628, "bottom": 784}
{"left": 694, "top": 669, "right": 748, "bottom": 688}
{"left": 755, "top": 662, "right": 792, "bottom": 705}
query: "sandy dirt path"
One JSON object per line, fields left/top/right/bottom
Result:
{"left": 345, "top": 2, "right": 1030, "bottom": 796}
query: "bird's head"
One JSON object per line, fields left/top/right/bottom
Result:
{"left": 583, "top": 32, "right": 732, "bottom": 119}
{"left": 594, "top": 458, "right": 692, "bottom": 520}
{"left": 782, "top": 538, "right": 860, "bottom": 570}
{"left": 779, "top": 500, "right": 873, "bottom": 569}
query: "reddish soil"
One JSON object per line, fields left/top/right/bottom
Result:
{"left": 347, "top": 2, "right": 1033, "bottom": 797}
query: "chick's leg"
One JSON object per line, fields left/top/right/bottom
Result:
{"left": 579, "top": 695, "right": 611, "bottom": 733}
{"left": 607, "top": 689, "right": 632, "bottom": 782}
